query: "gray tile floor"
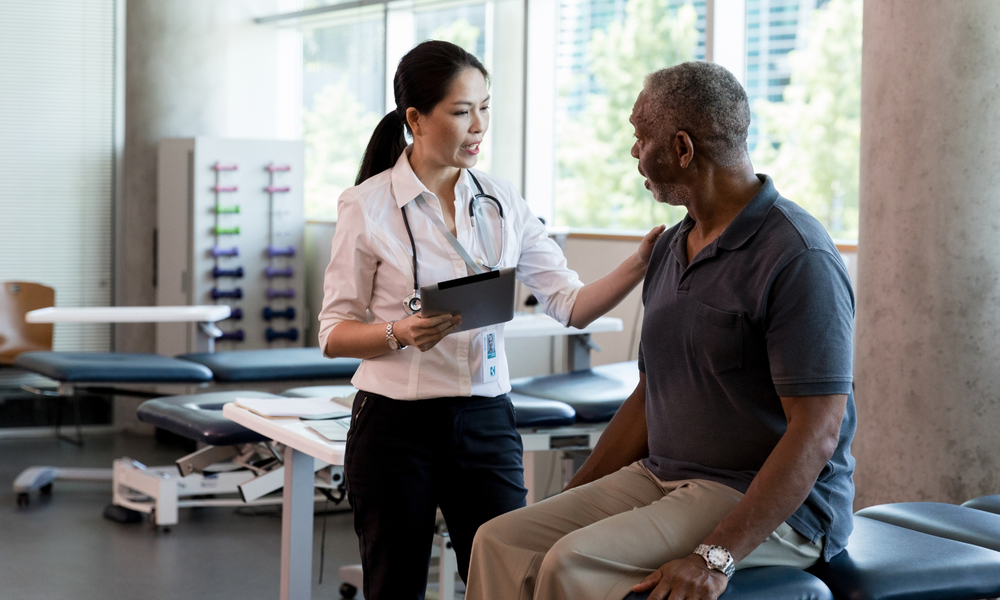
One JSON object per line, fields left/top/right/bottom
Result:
{"left": 0, "top": 433, "right": 363, "bottom": 600}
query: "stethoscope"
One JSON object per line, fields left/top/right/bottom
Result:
{"left": 401, "top": 171, "right": 506, "bottom": 315}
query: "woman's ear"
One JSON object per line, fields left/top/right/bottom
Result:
{"left": 406, "top": 107, "right": 422, "bottom": 138}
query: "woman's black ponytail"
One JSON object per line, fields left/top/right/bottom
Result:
{"left": 355, "top": 110, "right": 407, "bottom": 186}
{"left": 355, "top": 40, "right": 489, "bottom": 185}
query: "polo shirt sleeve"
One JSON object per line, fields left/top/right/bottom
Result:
{"left": 765, "top": 248, "right": 855, "bottom": 397}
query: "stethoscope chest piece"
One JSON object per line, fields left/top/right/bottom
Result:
{"left": 404, "top": 293, "right": 422, "bottom": 315}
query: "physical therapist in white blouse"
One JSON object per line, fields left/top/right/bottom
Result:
{"left": 318, "top": 40, "right": 664, "bottom": 600}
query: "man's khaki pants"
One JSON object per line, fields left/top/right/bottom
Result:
{"left": 465, "top": 461, "right": 822, "bottom": 600}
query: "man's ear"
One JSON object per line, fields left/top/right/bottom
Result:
{"left": 675, "top": 131, "right": 695, "bottom": 169}
{"left": 406, "top": 107, "right": 422, "bottom": 137}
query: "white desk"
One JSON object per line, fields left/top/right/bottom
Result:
{"left": 223, "top": 402, "right": 344, "bottom": 600}
{"left": 506, "top": 313, "right": 622, "bottom": 370}
{"left": 26, "top": 306, "right": 231, "bottom": 352}
{"left": 223, "top": 313, "right": 625, "bottom": 600}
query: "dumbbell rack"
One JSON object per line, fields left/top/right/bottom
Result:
{"left": 156, "top": 138, "right": 305, "bottom": 355}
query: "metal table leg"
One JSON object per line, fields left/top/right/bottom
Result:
{"left": 281, "top": 446, "right": 314, "bottom": 600}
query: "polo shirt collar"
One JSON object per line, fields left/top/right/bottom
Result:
{"left": 390, "top": 146, "right": 474, "bottom": 209}
{"left": 716, "top": 174, "right": 779, "bottom": 251}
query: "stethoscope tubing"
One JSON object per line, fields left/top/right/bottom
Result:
{"left": 401, "top": 171, "right": 505, "bottom": 315}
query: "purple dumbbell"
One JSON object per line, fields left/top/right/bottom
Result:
{"left": 265, "top": 266, "right": 294, "bottom": 278}
{"left": 266, "top": 185, "right": 290, "bottom": 193}
{"left": 225, "top": 308, "right": 244, "bottom": 321}
{"left": 266, "top": 327, "right": 299, "bottom": 342}
{"left": 267, "top": 245, "right": 296, "bottom": 257}
{"left": 213, "top": 162, "right": 238, "bottom": 171}
{"left": 219, "top": 329, "right": 245, "bottom": 342}
{"left": 263, "top": 307, "right": 295, "bottom": 321}
{"left": 212, "top": 246, "right": 239, "bottom": 257}
{"left": 212, "top": 266, "right": 244, "bottom": 278}
{"left": 267, "top": 163, "right": 291, "bottom": 172}
{"left": 267, "top": 288, "right": 295, "bottom": 300}
{"left": 213, "top": 185, "right": 238, "bottom": 193}
{"left": 212, "top": 287, "right": 243, "bottom": 300}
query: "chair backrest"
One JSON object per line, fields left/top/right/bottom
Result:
{"left": 0, "top": 281, "right": 55, "bottom": 365}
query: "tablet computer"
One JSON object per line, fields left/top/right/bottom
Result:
{"left": 420, "top": 267, "right": 516, "bottom": 332}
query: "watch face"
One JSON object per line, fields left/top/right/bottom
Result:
{"left": 707, "top": 547, "right": 729, "bottom": 568}
{"left": 387, "top": 337, "right": 399, "bottom": 350}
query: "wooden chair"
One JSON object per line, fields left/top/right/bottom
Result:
{"left": 0, "top": 281, "right": 54, "bottom": 364}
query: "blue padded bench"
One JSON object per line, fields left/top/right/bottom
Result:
{"left": 14, "top": 351, "right": 213, "bottom": 383}
{"left": 178, "top": 348, "right": 360, "bottom": 382}
{"left": 856, "top": 501, "right": 1000, "bottom": 553}
{"left": 626, "top": 566, "right": 832, "bottom": 600}
{"left": 961, "top": 494, "right": 1000, "bottom": 515}
{"left": 806, "top": 515, "right": 1000, "bottom": 600}
{"left": 629, "top": 516, "right": 1000, "bottom": 600}
{"left": 137, "top": 390, "right": 283, "bottom": 446}
{"left": 280, "top": 385, "right": 578, "bottom": 429}
{"left": 510, "top": 361, "right": 639, "bottom": 423}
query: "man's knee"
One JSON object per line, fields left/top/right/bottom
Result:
{"left": 537, "top": 528, "right": 590, "bottom": 579}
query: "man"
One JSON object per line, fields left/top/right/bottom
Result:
{"left": 465, "top": 61, "right": 856, "bottom": 600}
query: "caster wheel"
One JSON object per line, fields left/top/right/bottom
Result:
{"left": 16, "top": 493, "right": 29, "bottom": 507}
{"left": 339, "top": 582, "right": 357, "bottom": 599}
{"left": 40, "top": 483, "right": 53, "bottom": 495}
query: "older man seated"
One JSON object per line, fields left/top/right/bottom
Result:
{"left": 465, "top": 61, "right": 856, "bottom": 600}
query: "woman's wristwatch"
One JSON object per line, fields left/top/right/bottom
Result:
{"left": 386, "top": 320, "right": 406, "bottom": 350}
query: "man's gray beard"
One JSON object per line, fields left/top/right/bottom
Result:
{"left": 651, "top": 181, "right": 692, "bottom": 207}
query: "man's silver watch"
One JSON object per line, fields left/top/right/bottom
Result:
{"left": 693, "top": 544, "right": 735, "bottom": 579}
{"left": 385, "top": 320, "right": 406, "bottom": 350}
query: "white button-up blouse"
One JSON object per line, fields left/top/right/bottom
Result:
{"left": 318, "top": 148, "right": 583, "bottom": 400}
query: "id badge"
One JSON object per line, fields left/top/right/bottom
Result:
{"left": 482, "top": 327, "right": 499, "bottom": 383}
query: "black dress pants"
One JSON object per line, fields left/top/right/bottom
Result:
{"left": 344, "top": 391, "right": 527, "bottom": 600}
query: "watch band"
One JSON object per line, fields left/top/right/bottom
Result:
{"left": 386, "top": 320, "right": 405, "bottom": 350}
{"left": 694, "top": 544, "right": 735, "bottom": 579}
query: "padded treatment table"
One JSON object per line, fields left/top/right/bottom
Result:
{"left": 137, "top": 390, "right": 282, "bottom": 446}
{"left": 626, "top": 566, "right": 833, "bottom": 600}
{"left": 961, "top": 494, "right": 1000, "bottom": 515}
{"left": 855, "top": 501, "right": 1000, "bottom": 552}
{"left": 179, "top": 347, "right": 360, "bottom": 382}
{"left": 806, "top": 515, "right": 1000, "bottom": 600}
{"left": 280, "top": 385, "right": 577, "bottom": 429}
{"left": 510, "top": 360, "right": 640, "bottom": 423}
{"left": 14, "top": 351, "right": 214, "bottom": 383}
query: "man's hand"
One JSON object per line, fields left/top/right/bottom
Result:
{"left": 631, "top": 554, "right": 728, "bottom": 600}
{"left": 394, "top": 313, "right": 461, "bottom": 352}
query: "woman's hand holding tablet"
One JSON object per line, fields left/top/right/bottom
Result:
{"left": 394, "top": 312, "right": 462, "bottom": 352}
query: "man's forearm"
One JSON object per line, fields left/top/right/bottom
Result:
{"left": 701, "top": 394, "right": 847, "bottom": 562}
{"left": 565, "top": 375, "right": 649, "bottom": 489}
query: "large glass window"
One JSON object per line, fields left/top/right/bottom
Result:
{"left": 297, "top": 0, "right": 521, "bottom": 221}
{"left": 750, "top": 0, "right": 861, "bottom": 240}
{"left": 553, "top": 0, "right": 703, "bottom": 230}
{"left": 302, "top": 12, "right": 386, "bottom": 221}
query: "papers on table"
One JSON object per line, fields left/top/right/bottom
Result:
{"left": 233, "top": 397, "right": 352, "bottom": 420}
{"left": 307, "top": 420, "right": 350, "bottom": 442}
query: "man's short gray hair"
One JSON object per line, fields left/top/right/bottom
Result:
{"left": 643, "top": 61, "right": 751, "bottom": 168}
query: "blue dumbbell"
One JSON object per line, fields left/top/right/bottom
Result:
{"left": 263, "top": 307, "right": 295, "bottom": 321}
{"left": 266, "top": 327, "right": 299, "bottom": 342}
{"left": 211, "top": 287, "right": 243, "bottom": 300}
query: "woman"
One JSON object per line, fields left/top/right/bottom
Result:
{"left": 318, "top": 40, "right": 663, "bottom": 600}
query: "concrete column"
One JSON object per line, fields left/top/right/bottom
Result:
{"left": 854, "top": 0, "right": 1000, "bottom": 507}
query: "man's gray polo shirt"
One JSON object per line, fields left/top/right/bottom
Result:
{"left": 638, "top": 175, "right": 856, "bottom": 561}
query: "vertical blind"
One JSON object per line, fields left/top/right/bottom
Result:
{"left": 0, "top": 0, "right": 117, "bottom": 351}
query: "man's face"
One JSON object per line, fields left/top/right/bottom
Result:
{"left": 629, "top": 91, "right": 693, "bottom": 207}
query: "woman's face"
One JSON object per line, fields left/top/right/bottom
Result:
{"left": 408, "top": 68, "right": 490, "bottom": 170}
